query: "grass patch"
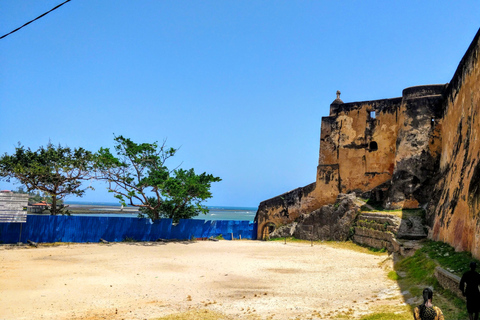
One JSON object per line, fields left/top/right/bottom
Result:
{"left": 333, "top": 305, "right": 411, "bottom": 320}
{"left": 367, "top": 246, "right": 387, "bottom": 253}
{"left": 268, "top": 236, "right": 307, "bottom": 243}
{"left": 397, "top": 249, "right": 437, "bottom": 284}
{"left": 395, "top": 240, "right": 470, "bottom": 319}
{"left": 153, "top": 309, "right": 233, "bottom": 320}
{"left": 398, "top": 239, "right": 479, "bottom": 278}
{"left": 358, "top": 311, "right": 410, "bottom": 320}
{"left": 420, "top": 240, "right": 479, "bottom": 276}
{"left": 387, "top": 270, "right": 400, "bottom": 280}
{"left": 359, "top": 207, "right": 425, "bottom": 220}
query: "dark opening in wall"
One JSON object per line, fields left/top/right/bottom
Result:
{"left": 468, "top": 162, "right": 480, "bottom": 218}
{"left": 374, "top": 189, "right": 384, "bottom": 202}
{"left": 262, "top": 223, "right": 276, "bottom": 240}
{"left": 369, "top": 141, "right": 378, "bottom": 151}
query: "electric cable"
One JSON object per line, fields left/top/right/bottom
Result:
{"left": 1, "top": 0, "right": 72, "bottom": 40}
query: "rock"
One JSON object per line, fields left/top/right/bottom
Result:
{"left": 272, "top": 193, "right": 360, "bottom": 241}
{"left": 270, "top": 223, "right": 297, "bottom": 238}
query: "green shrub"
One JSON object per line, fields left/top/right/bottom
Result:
{"left": 387, "top": 270, "right": 400, "bottom": 280}
{"left": 359, "top": 312, "right": 411, "bottom": 320}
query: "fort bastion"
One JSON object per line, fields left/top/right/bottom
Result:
{"left": 255, "top": 27, "right": 480, "bottom": 259}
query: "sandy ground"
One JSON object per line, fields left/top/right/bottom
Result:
{"left": 0, "top": 241, "right": 405, "bottom": 320}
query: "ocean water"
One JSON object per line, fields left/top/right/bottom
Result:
{"left": 197, "top": 206, "right": 257, "bottom": 221}
{"left": 65, "top": 201, "right": 257, "bottom": 221}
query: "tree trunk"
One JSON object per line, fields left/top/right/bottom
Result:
{"left": 51, "top": 195, "right": 57, "bottom": 215}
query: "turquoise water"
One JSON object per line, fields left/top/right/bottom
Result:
{"left": 197, "top": 207, "right": 257, "bottom": 221}
{"left": 65, "top": 201, "right": 257, "bottom": 221}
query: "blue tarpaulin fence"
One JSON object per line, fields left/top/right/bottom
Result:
{"left": 0, "top": 215, "right": 256, "bottom": 244}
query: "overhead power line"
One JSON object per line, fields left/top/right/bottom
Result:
{"left": 1, "top": 0, "right": 72, "bottom": 40}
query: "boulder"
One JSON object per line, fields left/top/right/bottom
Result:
{"left": 272, "top": 193, "right": 360, "bottom": 241}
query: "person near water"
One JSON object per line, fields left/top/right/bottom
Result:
{"left": 460, "top": 261, "right": 480, "bottom": 320}
{"left": 413, "top": 288, "right": 444, "bottom": 320}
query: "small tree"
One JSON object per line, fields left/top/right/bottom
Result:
{"left": 0, "top": 143, "right": 95, "bottom": 215}
{"left": 94, "top": 135, "right": 221, "bottom": 222}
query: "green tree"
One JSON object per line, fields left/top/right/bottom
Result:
{"left": 94, "top": 135, "right": 221, "bottom": 222}
{"left": 0, "top": 143, "right": 95, "bottom": 215}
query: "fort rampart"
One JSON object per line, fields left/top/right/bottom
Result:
{"left": 429, "top": 27, "right": 480, "bottom": 256}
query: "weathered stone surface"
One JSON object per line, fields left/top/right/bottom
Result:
{"left": 268, "top": 193, "right": 358, "bottom": 240}
{"left": 352, "top": 211, "right": 426, "bottom": 253}
{"left": 428, "top": 28, "right": 480, "bottom": 257}
{"left": 355, "top": 212, "right": 426, "bottom": 239}
{"left": 271, "top": 193, "right": 360, "bottom": 241}
{"left": 434, "top": 267, "right": 465, "bottom": 301}
{"left": 398, "top": 240, "right": 424, "bottom": 257}
{"left": 270, "top": 223, "right": 297, "bottom": 238}
{"left": 356, "top": 213, "right": 400, "bottom": 229}
{"left": 385, "top": 88, "right": 444, "bottom": 209}
{"left": 354, "top": 227, "right": 394, "bottom": 242}
{"left": 255, "top": 182, "right": 319, "bottom": 240}
{"left": 397, "top": 215, "right": 427, "bottom": 239}
{"left": 353, "top": 234, "right": 396, "bottom": 252}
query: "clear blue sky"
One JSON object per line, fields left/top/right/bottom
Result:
{"left": 1, "top": 1, "right": 479, "bottom": 207}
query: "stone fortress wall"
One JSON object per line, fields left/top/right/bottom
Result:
{"left": 429, "top": 27, "right": 480, "bottom": 257}
{"left": 255, "top": 27, "right": 480, "bottom": 259}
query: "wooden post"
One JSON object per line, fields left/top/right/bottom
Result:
{"left": 310, "top": 225, "right": 313, "bottom": 247}
{"left": 18, "top": 223, "right": 23, "bottom": 244}
{"left": 231, "top": 233, "right": 234, "bottom": 241}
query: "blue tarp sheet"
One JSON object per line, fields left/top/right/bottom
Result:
{"left": 0, "top": 215, "right": 256, "bottom": 244}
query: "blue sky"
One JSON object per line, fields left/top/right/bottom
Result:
{"left": 1, "top": 1, "right": 479, "bottom": 207}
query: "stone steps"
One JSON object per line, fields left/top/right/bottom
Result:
{"left": 352, "top": 211, "right": 427, "bottom": 255}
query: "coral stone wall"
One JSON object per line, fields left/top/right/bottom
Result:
{"left": 255, "top": 182, "right": 317, "bottom": 239}
{"left": 324, "top": 99, "right": 401, "bottom": 194}
{"left": 319, "top": 116, "right": 338, "bottom": 165}
{"left": 255, "top": 164, "right": 340, "bottom": 240}
{"left": 430, "top": 28, "right": 480, "bottom": 257}
{"left": 386, "top": 86, "right": 445, "bottom": 209}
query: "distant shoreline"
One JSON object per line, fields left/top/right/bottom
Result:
{"left": 60, "top": 203, "right": 257, "bottom": 218}
{"left": 65, "top": 203, "right": 139, "bottom": 214}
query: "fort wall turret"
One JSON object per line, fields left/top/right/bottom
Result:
{"left": 386, "top": 85, "right": 445, "bottom": 209}
{"left": 321, "top": 97, "right": 401, "bottom": 194}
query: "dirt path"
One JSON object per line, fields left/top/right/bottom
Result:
{"left": 0, "top": 241, "right": 405, "bottom": 320}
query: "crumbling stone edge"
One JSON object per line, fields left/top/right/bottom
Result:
{"left": 434, "top": 266, "right": 465, "bottom": 301}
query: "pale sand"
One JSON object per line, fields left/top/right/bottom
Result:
{"left": 0, "top": 241, "right": 405, "bottom": 320}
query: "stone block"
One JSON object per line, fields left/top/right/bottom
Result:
{"left": 434, "top": 266, "right": 465, "bottom": 301}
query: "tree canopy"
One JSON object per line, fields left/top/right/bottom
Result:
{"left": 94, "top": 135, "right": 221, "bottom": 222}
{"left": 0, "top": 143, "right": 95, "bottom": 215}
